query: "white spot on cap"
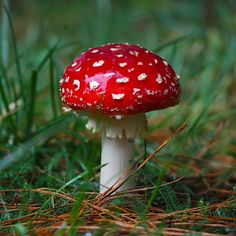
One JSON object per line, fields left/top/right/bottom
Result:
{"left": 163, "top": 61, "right": 168, "bottom": 66}
{"left": 71, "top": 62, "right": 77, "bottom": 67}
{"left": 65, "top": 76, "right": 70, "bottom": 82}
{"left": 59, "top": 78, "right": 64, "bottom": 84}
{"left": 129, "top": 50, "right": 139, "bottom": 57}
{"left": 177, "top": 74, "right": 181, "bottom": 79}
{"left": 93, "top": 60, "right": 105, "bottom": 67}
{"left": 89, "top": 81, "right": 99, "bottom": 90}
{"left": 149, "top": 63, "right": 153, "bottom": 66}
{"left": 112, "top": 93, "right": 125, "bottom": 100}
{"left": 79, "top": 98, "right": 83, "bottom": 101}
{"left": 128, "top": 68, "right": 135, "bottom": 72}
{"left": 75, "top": 67, "right": 81, "bottom": 72}
{"left": 119, "top": 62, "right": 127, "bottom": 67}
{"left": 154, "top": 59, "right": 158, "bottom": 64}
{"left": 163, "top": 89, "right": 168, "bottom": 95}
{"left": 127, "top": 105, "right": 134, "bottom": 110}
{"left": 116, "top": 54, "right": 124, "bottom": 58}
{"left": 110, "top": 107, "right": 120, "bottom": 112}
{"left": 73, "top": 80, "right": 80, "bottom": 91}
{"left": 137, "top": 62, "right": 143, "bottom": 66}
{"left": 116, "top": 77, "right": 129, "bottom": 83}
{"left": 171, "top": 82, "right": 175, "bottom": 86}
{"left": 91, "top": 49, "right": 99, "bottom": 53}
{"left": 138, "top": 73, "right": 147, "bottom": 81}
{"left": 133, "top": 88, "right": 140, "bottom": 94}
{"left": 110, "top": 48, "right": 119, "bottom": 51}
{"left": 105, "top": 72, "right": 116, "bottom": 77}
{"left": 156, "top": 74, "right": 163, "bottom": 84}
{"left": 145, "top": 89, "right": 156, "bottom": 95}
{"left": 62, "top": 88, "right": 65, "bottom": 93}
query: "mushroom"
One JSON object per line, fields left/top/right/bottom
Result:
{"left": 60, "top": 43, "right": 181, "bottom": 193}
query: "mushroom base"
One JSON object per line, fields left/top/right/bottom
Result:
{"left": 86, "top": 113, "right": 147, "bottom": 140}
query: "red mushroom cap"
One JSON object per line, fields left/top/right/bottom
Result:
{"left": 60, "top": 43, "right": 181, "bottom": 115}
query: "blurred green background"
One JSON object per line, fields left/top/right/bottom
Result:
{"left": 0, "top": 0, "right": 236, "bottom": 233}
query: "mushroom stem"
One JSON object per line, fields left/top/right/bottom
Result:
{"left": 86, "top": 113, "right": 147, "bottom": 193}
{"left": 100, "top": 133, "right": 134, "bottom": 193}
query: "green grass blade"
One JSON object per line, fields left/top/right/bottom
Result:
{"left": 0, "top": 74, "right": 17, "bottom": 135}
{"left": 49, "top": 55, "right": 58, "bottom": 118}
{"left": 0, "top": 62, "right": 12, "bottom": 106}
{"left": 145, "top": 169, "right": 166, "bottom": 213}
{"left": 153, "top": 32, "right": 200, "bottom": 52}
{"left": 0, "top": 114, "right": 75, "bottom": 171}
{"left": 58, "top": 165, "right": 101, "bottom": 192}
{"left": 37, "top": 42, "right": 59, "bottom": 72}
{"left": 25, "top": 70, "right": 38, "bottom": 138}
{"left": 1, "top": 0, "right": 9, "bottom": 67}
{"left": 2, "top": 4, "right": 25, "bottom": 102}
{"left": 0, "top": 75, "right": 10, "bottom": 114}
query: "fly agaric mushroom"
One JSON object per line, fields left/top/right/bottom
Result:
{"left": 60, "top": 43, "right": 181, "bottom": 193}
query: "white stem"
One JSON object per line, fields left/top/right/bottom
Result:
{"left": 100, "top": 134, "right": 134, "bottom": 193}
{"left": 85, "top": 113, "right": 147, "bottom": 193}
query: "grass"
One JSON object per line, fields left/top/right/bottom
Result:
{"left": 0, "top": 0, "right": 236, "bottom": 235}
